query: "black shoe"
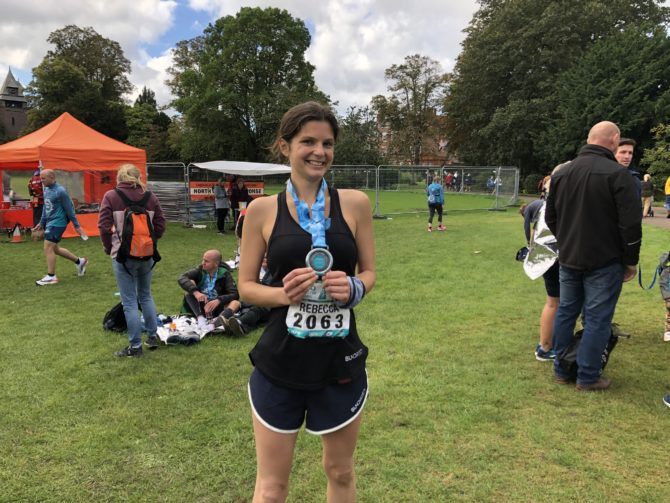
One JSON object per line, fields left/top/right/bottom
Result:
{"left": 213, "top": 313, "right": 228, "bottom": 329}
{"left": 223, "top": 316, "right": 246, "bottom": 337}
{"left": 115, "top": 345, "right": 143, "bottom": 357}
{"left": 145, "top": 336, "right": 160, "bottom": 350}
{"left": 166, "top": 335, "right": 181, "bottom": 345}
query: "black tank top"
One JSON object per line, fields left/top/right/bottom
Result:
{"left": 248, "top": 188, "right": 368, "bottom": 390}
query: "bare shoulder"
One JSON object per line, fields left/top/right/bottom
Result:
{"left": 337, "top": 189, "right": 370, "bottom": 209}
{"left": 246, "top": 194, "right": 277, "bottom": 216}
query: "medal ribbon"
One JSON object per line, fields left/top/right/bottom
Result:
{"left": 286, "top": 178, "right": 331, "bottom": 248}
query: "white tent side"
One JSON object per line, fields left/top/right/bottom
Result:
{"left": 191, "top": 161, "right": 291, "bottom": 176}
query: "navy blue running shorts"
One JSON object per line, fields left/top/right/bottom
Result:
{"left": 44, "top": 226, "right": 67, "bottom": 243}
{"left": 248, "top": 368, "right": 368, "bottom": 436}
{"left": 543, "top": 262, "right": 560, "bottom": 298}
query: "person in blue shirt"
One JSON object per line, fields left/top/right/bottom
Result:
{"left": 426, "top": 175, "right": 445, "bottom": 232}
{"left": 31, "top": 169, "right": 88, "bottom": 286}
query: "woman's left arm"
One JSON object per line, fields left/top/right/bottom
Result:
{"left": 351, "top": 190, "right": 376, "bottom": 294}
{"left": 323, "top": 190, "right": 375, "bottom": 301}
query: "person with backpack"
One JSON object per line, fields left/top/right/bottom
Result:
{"left": 98, "top": 164, "right": 165, "bottom": 358}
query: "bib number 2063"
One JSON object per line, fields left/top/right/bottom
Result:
{"left": 286, "top": 282, "right": 350, "bottom": 339}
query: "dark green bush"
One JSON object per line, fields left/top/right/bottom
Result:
{"left": 523, "top": 173, "right": 544, "bottom": 195}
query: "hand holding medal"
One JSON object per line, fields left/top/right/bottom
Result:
{"left": 285, "top": 178, "right": 351, "bottom": 339}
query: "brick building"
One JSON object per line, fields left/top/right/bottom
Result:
{"left": 378, "top": 113, "right": 459, "bottom": 166}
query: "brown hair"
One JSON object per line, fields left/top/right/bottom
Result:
{"left": 271, "top": 102, "right": 339, "bottom": 161}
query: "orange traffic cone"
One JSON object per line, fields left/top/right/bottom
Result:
{"left": 10, "top": 224, "right": 24, "bottom": 243}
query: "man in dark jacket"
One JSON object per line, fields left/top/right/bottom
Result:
{"left": 545, "top": 121, "right": 642, "bottom": 391}
{"left": 178, "top": 249, "right": 240, "bottom": 323}
{"left": 615, "top": 137, "right": 642, "bottom": 199}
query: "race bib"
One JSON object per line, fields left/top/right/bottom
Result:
{"left": 286, "top": 281, "right": 350, "bottom": 339}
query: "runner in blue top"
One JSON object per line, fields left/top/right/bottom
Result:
{"left": 426, "top": 175, "right": 445, "bottom": 232}
{"left": 32, "top": 169, "right": 88, "bottom": 285}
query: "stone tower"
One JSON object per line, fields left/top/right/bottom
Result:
{"left": 0, "top": 68, "right": 28, "bottom": 140}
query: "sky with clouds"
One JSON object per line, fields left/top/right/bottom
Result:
{"left": 0, "top": 0, "right": 479, "bottom": 114}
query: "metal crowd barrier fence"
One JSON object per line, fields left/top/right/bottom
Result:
{"left": 147, "top": 162, "right": 520, "bottom": 223}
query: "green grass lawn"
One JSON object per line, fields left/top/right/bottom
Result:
{"left": 0, "top": 211, "right": 668, "bottom": 502}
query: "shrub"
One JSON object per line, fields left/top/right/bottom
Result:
{"left": 523, "top": 173, "right": 544, "bottom": 195}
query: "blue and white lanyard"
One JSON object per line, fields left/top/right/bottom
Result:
{"left": 286, "top": 178, "right": 331, "bottom": 248}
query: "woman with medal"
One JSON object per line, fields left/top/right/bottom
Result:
{"left": 239, "top": 102, "right": 376, "bottom": 502}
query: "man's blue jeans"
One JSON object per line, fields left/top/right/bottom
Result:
{"left": 552, "top": 262, "right": 624, "bottom": 385}
{"left": 112, "top": 258, "right": 158, "bottom": 348}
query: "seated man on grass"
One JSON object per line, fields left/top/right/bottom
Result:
{"left": 178, "top": 249, "right": 240, "bottom": 327}
{"left": 218, "top": 257, "right": 272, "bottom": 336}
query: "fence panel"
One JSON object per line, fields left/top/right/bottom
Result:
{"left": 375, "top": 165, "right": 519, "bottom": 216}
{"left": 146, "top": 162, "right": 519, "bottom": 223}
{"left": 146, "top": 162, "right": 187, "bottom": 223}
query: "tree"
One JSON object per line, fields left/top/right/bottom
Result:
{"left": 372, "top": 55, "right": 448, "bottom": 165}
{"left": 641, "top": 123, "right": 670, "bottom": 178}
{"left": 538, "top": 26, "right": 670, "bottom": 167}
{"left": 334, "top": 106, "right": 387, "bottom": 166}
{"left": 125, "top": 87, "right": 175, "bottom": 162}
{"left": 26, "top": 25, "right": 132, "bottom": 139}
{"left": 444, "top": 0, "right": 669, "bottom": 174}
{"left": 167, "top": 7, "right": 328, "bottom": 162}
{"left": 135, "top": 86, "right": 157, "bottom": 108}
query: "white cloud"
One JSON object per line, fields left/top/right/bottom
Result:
{"left": 0, "top": 0, "right": 478, "bottom": 112}
{"left": 0, "top": 0, "right": 177, "bottom": 103}
{"left": 186, "top": 0, "right": 478, "bottom": 110}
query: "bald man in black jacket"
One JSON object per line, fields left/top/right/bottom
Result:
{"left": 545, "top": 121, "right": 641, "bottom": 391}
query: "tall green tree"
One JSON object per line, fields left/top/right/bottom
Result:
{"left": 334, "top": 106, "right": 387, "bottom": 166}
{"left": 641, "top": 123, "right": 670, "bottom": 178}
{"left": 26, "top": 25, "right": 132, "bottom": 139}
{"left": 372, "top": 55, "right": 448, "bottom": 165}
{"left": 125, "top": 87, "right": 175, "bottom": 162}
{"left": 538, "top": 26, "right": 670, "bottom": 167}
{"left": 167, "top": 7, "right": 328, "bottom": 162}
{"left": 135, "top": 86, "right": 158, "bottom": 108}
{"left": 444, "top": 0, "right": 669, "bottom": 175}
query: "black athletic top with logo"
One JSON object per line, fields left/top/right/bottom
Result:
{"left": 248, "top": 188, "right": 368, "bottom": 390}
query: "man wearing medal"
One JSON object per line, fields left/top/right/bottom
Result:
{"left": 238, "top": 102, "right": 376, "bottom": 503}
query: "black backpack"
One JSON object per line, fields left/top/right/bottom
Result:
{"left": 555, "top": 326, "right": 621, "bottom": 381}
{"left": 102, "top": 302, "right": 127, "bottom": 332}
{"left": 114, "top": 188, "right": 161, "bottom": 265}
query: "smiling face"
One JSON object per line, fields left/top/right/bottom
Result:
{"left": 279, "top": 120, "right": 335, "bottom": 181}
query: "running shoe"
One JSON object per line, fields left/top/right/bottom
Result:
{"left": 76, "top": 257, "right": 88, "bottom": 277}
{"left": 36, "top": 275, "right": 59, "bottom": 286}
{"left": 535, "top": 344, "right": 556, "bottom": 362}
